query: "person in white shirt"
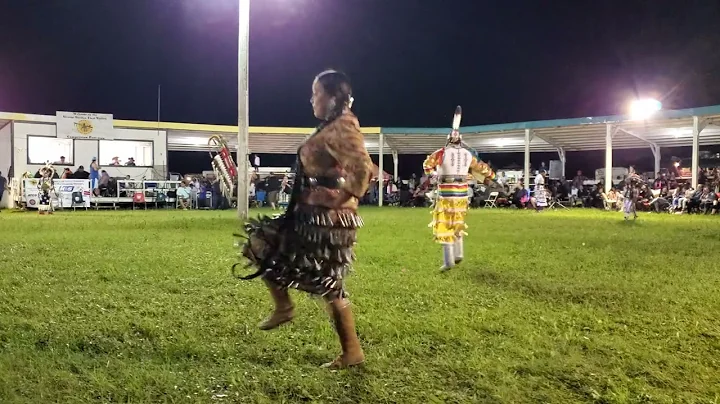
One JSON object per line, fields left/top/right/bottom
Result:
{"left": 533, "top": 170, "right": 548, "bottom": 211}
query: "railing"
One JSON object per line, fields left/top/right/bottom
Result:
{"left": 92, "top": 180, "right": 182, "bottom": 209}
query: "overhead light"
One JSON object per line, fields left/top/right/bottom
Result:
{"left": 629, "top": 98, "right": 662, "bottom": 120}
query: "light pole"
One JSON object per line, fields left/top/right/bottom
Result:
{"left": 237, "top": 0, "right": 250, "bottom": 219}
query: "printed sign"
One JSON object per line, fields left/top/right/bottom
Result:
{"left": 56, "top": 111, "right": 114, "bottom": 140}
{"left": 23, "top": 179, "right": 92, "bottom": 209}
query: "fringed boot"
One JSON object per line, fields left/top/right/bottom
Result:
{"left": 258, "top": 279, "right": 295, "bottom": 330}
{"left": 321, "top": 299, "right": 365, "bottom": 369}
{"left": 440, "top": 243, "right": 455, "bottom": 271}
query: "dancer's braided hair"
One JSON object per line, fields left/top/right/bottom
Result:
{"left": 313, "top": 69, "right": 354, "bottom": 132}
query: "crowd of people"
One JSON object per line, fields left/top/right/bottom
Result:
{"left": 337, "top": 167, "right": 720, "bottom": 216}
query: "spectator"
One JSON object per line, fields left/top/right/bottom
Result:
{"left": 699, "top": 187, "right": 716, "bottom": 214}
{"left": 650, "top": 187, "right": 671, "bottom": 213}
{"left": 652, "top": 172, "right": 667, "bottom": 190}
{"left": 572, "top": 170, "right": 587, "bottom": 190}
{"left": 604, "top": 188, "right": 619, "bottom": 210}
{"left": 73, "top": 166, "right": 90, "bottom": 179}
{"left": 177, "top": 181, "right": 191, "bottom": 210}
{"left": 265, "top": 174, "right": 282, "bottom": 210}
{"left": 89, "top": 158, "right": 100, "bottom": 194}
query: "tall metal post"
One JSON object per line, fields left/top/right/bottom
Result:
{"left": 605, "top": 123, "right": 613, "bottom": 193}
{"left": 691, "top": 116, "right": 700, "bottom": 189}
{"left": 523, "top": 129, "right": 531, "bottom": 191}
{"left": 378, "top": 133, "right": 384, "bottom": 207}
{"left": 237, "top": 0, "right": 250, "bottom": 219}
{"left": 392, "top": 150, "right": 399, "bottom": 180}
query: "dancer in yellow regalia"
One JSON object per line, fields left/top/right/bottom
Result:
{"left": 422, "top": 106, "right": 496, "bottom": 271}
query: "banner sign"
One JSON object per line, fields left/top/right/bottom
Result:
{"left": 56, "top": 111, "right": 114, "bottom": 140}
{"left": 23, "top": 179, "right": 92, "bottom": 209}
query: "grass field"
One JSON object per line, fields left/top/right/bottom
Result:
{"left": 1, "top": 207, "right": 719, "bottom": 403}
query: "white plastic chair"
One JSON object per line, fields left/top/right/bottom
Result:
{"left": 484, "top": 191, "right": 499, "bottom": 208}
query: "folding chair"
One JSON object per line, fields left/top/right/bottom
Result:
{"left": 71, "top": 191, "right": 87, "bottom": 211}
{"left": 255, "top": 190, "right": 266, "bottom": 207}
{"left": 484, "top": 191, "right": 499, "bottom": 208}
{"left": 601, "top": 193, "right": 617, "bottom": 210}
{"left": 132, "top": 191, "right": 146, "bottom": 210}
{"left": 155, "top": 191, "right": 168, "bottom": 209}
{"left": 548, "top": 193, "right": 568, "bottom": 209}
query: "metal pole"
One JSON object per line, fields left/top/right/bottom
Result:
{"left": 378, "top": 133, "right": 384, "bottom": 207}
{"left": 652, "top": 145, "right": 661, "bottom": 176}
{"left": 691, "top": 116, "right": 700, "bottom": 189}
{"left": 605, "top": 123, "right": 613, "bottom": 193}
{"left": 523, "top": 129, "right": 531, "bottom": 191}
{"left": 392, "top": 150, "right": 399, "bottom": 180}
{"left": 237, "top": 0, "right": 250, "bottom": 219}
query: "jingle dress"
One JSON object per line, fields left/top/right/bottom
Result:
{"left": 236, "top": 112, "right": 373, "bottom": 299}
{"left": 422, "top": 144, "right": 495, "bottom": 244}
{"left": 534, "top": 172, "right": 548, "bottom": 208}
{"left": 623, "top": 173, "right": 643, "bottom": 219}
{"left": 38, "top": 176, "right": 53, "bottom": 209}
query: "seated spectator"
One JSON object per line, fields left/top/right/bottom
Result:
{"left": 650, "top": 187, "right": 671, "bottom": 213}
{"left": 670, "top": 187, "right": 683, "bottom": 211}
{"left": 603, "top": 188, "right": 619, "bottom": 210}
{"left": 73, "top": 166, "right": 90, "bottom": 179}
{"left": 512, "top": 186, "right": 530, "bottom": 209}
{"left": 686, "top": 188, "right": 704, "bottom": 214}
{"left": 97, "top": 170, "right": 111, "bottom": 196}
{"left": 411, "top": 177, "right": 431, "bottom": 207}
{"left": 177, "top": 181, "right": 191, "bottom": 210}
{"left": 677, "top": 186, "right": 695, "bottom": 214}
{"left": 699, "top": 187, "right": 716, "bottom": 214}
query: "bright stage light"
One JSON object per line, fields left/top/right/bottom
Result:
{"left": 629, "top": 98, "right": 662, "bottom": 120}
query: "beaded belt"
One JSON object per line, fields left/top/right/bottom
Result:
{"left": 302, "top": 176, "right": 346, "bottom": 189}
{"left": 440, "top": 176, "right": 466, "bottom": 183}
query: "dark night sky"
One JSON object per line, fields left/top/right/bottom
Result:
{"left": 2, "top": 0, "right": 720, "bottom": 176}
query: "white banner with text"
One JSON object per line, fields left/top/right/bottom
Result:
{"left": 56, "top": 111, "right": 114, "bottom": 140}
{"left": 23, "top": 179, "right": 92, "bottom": 209}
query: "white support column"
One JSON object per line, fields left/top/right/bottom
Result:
{"left": 651, "top": 145, "right": 661, "bottom": 176}
{"left": 523, "top": 129, "right": 531, "bottom": 191}
{"left": 378, "top": 133, "right": 384, "bottom": 207}
{"left": 392, "top": 150, "right": 399, "bottom": 180}
{"left": 557, "top": 147, "right": 566, "bottom": 179}
{"left": 605, "top": 124, "right": 613, "bottom": 193}
{"left": 691, "top": 116, "right": 700, "bottom": 189}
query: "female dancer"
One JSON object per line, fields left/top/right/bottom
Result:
{"left": 623, "top": 166, "right": 643, "bottom": 220}
{"left": 37, "top": 163, "right": 56, "bottom": 215}
{"left": 422, "top": 106, "right": 496, "bottom": 271}
{"left": 236, "top": 70, "right": 373, "bottom": 369}
{"left": 533, "top": 170, "right": 548, "bottom": 211}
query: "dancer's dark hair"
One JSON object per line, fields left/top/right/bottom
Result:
{"left": 315, "top": 69, "right": 353, "bottom": 124}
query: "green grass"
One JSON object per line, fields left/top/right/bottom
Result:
{"left": 1, "top": 208, "right": 720, "bottom": 403}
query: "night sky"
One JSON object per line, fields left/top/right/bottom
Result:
{"left": 2, "top": 0, "right": 720, "bottom": 177}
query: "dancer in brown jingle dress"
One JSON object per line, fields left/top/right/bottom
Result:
{"left": 235, "top": 70, "right": 373, "bottom": 369}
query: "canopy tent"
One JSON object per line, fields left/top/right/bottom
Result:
{"left": 2, "top": 103, "right": 719, "bottom": 203}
